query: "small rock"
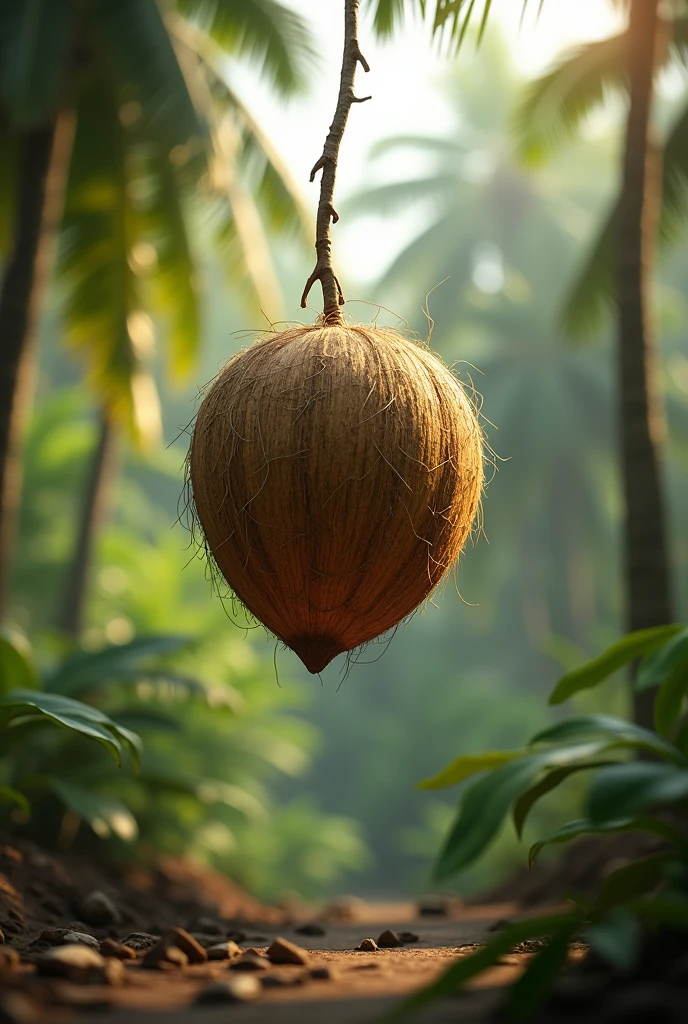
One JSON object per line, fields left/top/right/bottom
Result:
{"left": 377, "top": 929, "right": 403, "bottom": 948}
{"left": 0, "top": 947, "right": 20, "bottom": 972}
{"left": 36, "top": 944, "right": 105, "bottom": 979}
{"left": 261, "top": 970, "right": 306, "bottom": 988}
{"left": 231, "top": 953, "right": 270, "bottom": 972}
{"left": 79, "top": 890, "right": 120, "bottom": 927}
{"left": 141, "top": 941, "right": 188, "bottom": 971}
{"left": 226, "top": 930, "right": 247, "bottom": 944}
{"left": 195, "top": 976, "right": 261, "bottom": 1004}
{"left": 40, "top": 928, "right": 99, "bottom": 950}
{"left": 267, "top": 936, "right": 310, "bottom": 966}
{"left": 295, "top": 923, "right": 326, "bottom": 936}
{"left": 168, "top": 927, "right": 207, "bottom": 964}
{"left": 310, "top": 965, "right": 337, "bottom": 980}
{"left": 325, "top": 896, "right": 366, "bottom": 921}
{"left": 358, "top": 938, "right": 378, "bottom": 952}
{"left": 99, "top": 938, "right": 137, "bottom": 961}
{"left": 418, "top": 896, "right": 449, "bottom": 916}
{"left": 207, "top": 941, "right": 242, "bottom": 961}
{"left": 399, "top": 931, "right": 419, "bottom": 943}
{"left": 121, "top": 932, "right": 160, "bottom": 953}
{"left": 101, "top": 959, "right": 126, "bottom": 986}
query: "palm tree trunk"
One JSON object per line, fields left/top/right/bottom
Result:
{"left": 617, "top": 0, "right": 673, "bottom": 729}
{"left": 57, "top": 409, "right": 117, "bottom": 638}
{"left": 0, "top": 111, "right": 75, "bottom": 619}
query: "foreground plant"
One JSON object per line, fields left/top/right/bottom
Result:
{"left": 394, "top": 623, "right": 688, "bottom": 1021}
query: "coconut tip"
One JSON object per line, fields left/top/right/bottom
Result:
{"left": 290, "top": 635, "right": 344, "bottom": 675}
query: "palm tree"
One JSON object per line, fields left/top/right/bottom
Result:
{"left": 512, "top": 1, "right": 687, "bottom": 725}
{"left": 370, "top": 0, "right": 679, "bottom": 727}
{"left": 0, "top": 0, "right": 314, "bottom": 629}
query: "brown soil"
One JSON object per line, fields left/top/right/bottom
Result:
{"left": 0, "top": 832, "right": 280, "bottom": 953}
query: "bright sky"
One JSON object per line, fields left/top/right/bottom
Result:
{"left": 233, "top": 0, "right": 624, "bottom": 300}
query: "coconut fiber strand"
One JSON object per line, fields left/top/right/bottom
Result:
{"left": 190, "top": 323, "right": 483, "bottom": 673}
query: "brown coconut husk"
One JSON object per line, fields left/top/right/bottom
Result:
{"left": 189, "top": 322, "right": 483, "bottom": 673}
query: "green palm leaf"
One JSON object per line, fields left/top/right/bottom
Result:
{"left": 59, "top": 76, "right": 161, "bottom": 445}
{"left": 142, "top": 146, "right": 201, "bottom": 380}
{"left": 0, "top": 0, "right": 73, "bottom": 127}
{"left": 514, "top": 34, "right": 627, "bottom": 164}
{"left": 82, "top": 0, "right": 208, "bottom": 162}
{"left": 175, "top": 0, "right": 315, "bottom": 95}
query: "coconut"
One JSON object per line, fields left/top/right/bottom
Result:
{"left": 189, "top": 322, "right": 483, "bottom": 674}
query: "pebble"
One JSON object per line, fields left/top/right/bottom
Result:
{"left": 36, "top": 944, "right": 104, "bottom": 979}
{"left": 122, "top": 932, "right": 160, "bottom": 952}
{"left": 231, "top": 953, "right": 271, "bottom": 972}
{"left": 40, "top": 928, "right": 99, "bottom": 950}
{"left": 261, "top": 970, "right": 306, "bottom": 988}
{"left": 190, "top": 917, "right": 223, "bottom": 936}
{"left": 100, "top": 938, "right": 137, "bottom": 961}
{"left": 168, "top": 927, "right": 207, "bottom": 964}
{"left": 377, "top": 930, "right": 403, "bottom": 948}
{"left": 310, "top": 965, "right": 337, "bottom": 980}
{"left": 267, "top": 936, "right": 310, "bottom": 966}
{"left": 399, "top": 931, "right": 420, "bottom": 943}
{"left": 79, "top": 891, "right": 120, "bottom": 927}
{"left": 207, "top": 941, "right": 242, "bottom": 961}
{"left": 196, "top": 976, "right": 261, "bottom": 1004}
{"left": 295, "top": 923, "right": 326, "bottom": 936}
{"left": 141, "top": 941, "right": 188, "bottom": 971}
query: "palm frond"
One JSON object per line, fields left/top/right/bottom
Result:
{"left": 344, "top": 174, "right": 459, "bottom": 217}
{"left": 0, "top": 0, "right": 73, "bottom": 127}
{"left": 514, "top": 34, "right": 627, "bottom": 164}
{"left": 660, "top": 101, "right": 688, "bottom": 242}
{"left": 560, "top": 202, "right": 616, "bottom": 340}
{"left": 59, "top": 75, "right": 162, "bottom": 447}
{"left": 170, "top": 17, "right": 309, "bottom": 239}
{"left": 82, "top": 0, "right": 209, "bottom": 163}
{"left": 174, "top": 0, "right": 315, "bottom": 95}
{"left": 141, "top": 148, "right": 201, "bottom": 380}
{"left": 369, "top": 0, "right": 410, "bottom": 38}
{"left": 368, "top": 0, "right": 539, "bottom": 48}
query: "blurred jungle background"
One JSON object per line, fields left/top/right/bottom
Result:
{"left": 1, "top": 0, "right": 687, "bottom": 905}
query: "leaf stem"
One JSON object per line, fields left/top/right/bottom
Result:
{"left": 300, "top": 0, "right": 370, "bottom": 323}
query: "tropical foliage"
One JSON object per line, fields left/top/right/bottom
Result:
{"left": 395, "top": 623, "right": 688, "bottom": 1020}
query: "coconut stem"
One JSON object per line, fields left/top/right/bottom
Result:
{"left": 300, "top": 0, "right": 370, "bottom": 324}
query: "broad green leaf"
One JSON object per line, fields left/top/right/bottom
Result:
{"left": 594, "top": 852, "right": 673, "bottom": 915}
{"left": 549, "top": 626, "right": 683, "bottom": 704}
{"left": 507, "top": 925, "right": 576, "bottom": 1023}
{"left": 586, "top": 908, "right": 640, "bottom": 973}
{"left": 0, "top": 628, "right": 39, "bottom": 695}
{"left": 418, "top": 750, "right": 524, "bottom": 790}
{"left": 0, "top": 786, "right": 30, "bottom": 814}
{"left": 588, "top": 762, "right": 688, "bottom": 822}
{"left": 654, "top": 662, "right": 688, "bottom": 738}
{"left": 388, "top": 912, "right": 583, "bottom": 1021}
{"left": 0, "top": 691, "right": 141, "bottom": 767}
{"left": 513, "top": 761, "right": 614, "bottom": 838}
{"left": 637, "top": 626, "right": 688, "bottom": 690}
{"left": 530, "top": 714, "right": 685, "bottom": 764}
{"left": 529, "top": 816, "right": 688, "bottom": 868}
{"left": 46, "top": 634, "right": 193, "bottom": 695}
{"left": 434, "top": 742, "right": 607, "bottom": 879}
{"left": 109, "top": 710, "right": 181, "bottom": 734}
{"left": 50, "top": 779, "right": 138, "bottom": 841}
{"left": 0, "top": 0, "right": 73, "bottom": 127}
